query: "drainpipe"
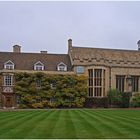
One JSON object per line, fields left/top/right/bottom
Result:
{"left": 109, "top": 66, "right": 112, "bottom": 90}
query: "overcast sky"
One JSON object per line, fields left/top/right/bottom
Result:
{"left": 0, "top": 1, "right": 140, "bottom": 54}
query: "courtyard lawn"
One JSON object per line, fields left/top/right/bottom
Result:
{"left": 0, "top": 109, "right": 140, "bottom": 139}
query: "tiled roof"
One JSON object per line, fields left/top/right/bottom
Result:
{"left": 0, "top": 52, "right": 71, "bottom": 71}
{"left": 70, "top": 46, "right": 140, "bottom": 67}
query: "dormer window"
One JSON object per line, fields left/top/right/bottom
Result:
{"left": 4, "top": 60, "right": 14, "bottom": 70}
{"left": 34, "top": 61, "right": 44, "bottom": 71}
{"left": 57, "top": 62, "right": 67, "bottom": 71}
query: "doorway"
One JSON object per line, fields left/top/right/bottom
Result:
{"left": 6, "top": 97, "right": 13, "bottom": 108}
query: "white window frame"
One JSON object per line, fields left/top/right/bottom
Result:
{"left": 4, "top": 60, "right": 15, "bottom": 70}
{"left": 4, "top": 75, "right": 13, "bottom": 86}
{"left": 57, "top": 62, "right": 67, "bottom": 71}
{"left": 34, "top": 61, "right": 44, "bottom": 71}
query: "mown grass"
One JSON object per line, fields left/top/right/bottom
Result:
{"left": 0, "top": 109, "right": 140, "bottom": 139}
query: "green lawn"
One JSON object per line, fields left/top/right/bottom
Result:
{"left": 0, "top": 109, "right": 140, "bottom": 139}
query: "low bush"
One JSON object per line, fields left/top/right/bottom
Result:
{"left": 130, "top": 92, "right": 140, "bottom": 107}
{"left": 18, "top": 104, "right": 28, "bottom": 109}
{"left": 85, "top": 97, "right": 108, "bottom": 108}
{"left": 107, "top": 89, "right": 122, "bottom": 107}
{"left": 31, "top": 102, "right": 44, "bottom": 109}
{"left": 107, "top": 89, "right": 131, "bottom": 108}
{"left": 121, "top": 92, "right": 132, "bottom": 108}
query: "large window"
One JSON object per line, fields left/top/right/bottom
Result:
{"left": 88, "top": 69, "right": 105, "bottom": 97}
{"left": 4, "top": 75, "right": 13, "bottom": 86}
{"left": 94, "top": 69, "right": 105, "bottom": 97}
{"left": 116, "top": 75, "right": 125, "bottom": 92}
{"left": 88, "top": 69, "right": 93, "bottom": 97}
{"left": 132, "top": 76, "right": 139, "bottom": 92}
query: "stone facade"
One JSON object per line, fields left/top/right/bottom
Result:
{"left": 68, "top": 39, "right": 140, "bottom": 97}
{"left": 0, "top": 39, "right": 140, "bottom": 108}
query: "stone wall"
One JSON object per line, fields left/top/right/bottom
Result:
{"left": 78, "top": 65, "right": 140, "bottom": 96}
{"left": 111, "top": 67, "right": 140, "bottom": 92}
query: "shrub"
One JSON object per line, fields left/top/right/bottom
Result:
{"left": 85, "top": 97, "right": 108, "bottom": 108}
{"left": 85, "top": 98, "right": 93, "bottom": 108}
{"left": 107, "top": 89, "right": 122, "bottom": 107}
{"left": 130, "top": 92, "right": 140, "bottom": 107}
{"left": 18, "top": 104, "right": 28, "bottom": 109}
{"left": 121, "top": 92, "right": 132, "bottom": 108}
{"left": 75, "top": 97, "right": 85, "bottom": 108}
{"left": 31, "top": 102, "right": 44, "bottom": 109}
{"left": 107, "top": 89, "right": 131, "bottom": 108}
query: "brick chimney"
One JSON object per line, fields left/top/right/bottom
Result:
{"left": 68, "top": 39, "right": 72, "bottom": 51}
{"left": 40, "top": 51, "right": 47, "bottom": 54}
{"left": 13, "top": 45, "right": 21, "bottom": 53}
{"left": 137, "top": 40, "right": 140, "bottom": 51}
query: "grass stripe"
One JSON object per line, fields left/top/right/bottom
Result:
{"left": 104, "top": 111, "right": 140, "bottom": 126}
{"left": 49, "top": 110, "right": 77, "bottom": 138}
{"left": 106, "top": 110, "right": 140, "bottom": 121}
{"left": 69, "top": 110, "right": 104, "bottom": 139}
{"left": 50, "top": 110, "right": 66, "bottom": 138}
{"left": 0, "top": 112, "right": 22, "bottom": 119}
{"left": 81, "top": 109, "right": 125, "bottom": 138}
{"left": 93, "top": 110, "right": 140, "bottom": 129}
{"left": 0, "top": 111, "right": 43, "bottom": 138}
{"left": 24, "top": 110, "right": 60, "bottom": 139}
{"left": 83, "top": 109, "right": 140, "bottom": 138}
{"left": 53, "top": 110, "right": 77, "bottom": 138}
{"left": 67, "top": 110, "right": 77, "bottom": 138}
{"left": 0, "top": 109, "right": 140, "bottom": 139}
{"left": 0, "top": 111, "right": 34, "bottom": 127}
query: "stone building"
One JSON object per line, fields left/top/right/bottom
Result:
{"left": 0, "top": 39, "right": 140, "bottom": 108}
{"left": 0, "top": 44, "right": 72, "bottom": 108}
{"left": 68, "top": 39, "right": 140, "bottom": 97}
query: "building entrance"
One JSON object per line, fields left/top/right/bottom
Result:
{"left": 6, "top": 97, "right": 13, "bottom": 108}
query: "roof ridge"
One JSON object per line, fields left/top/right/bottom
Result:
{"left": 0, "top": 51, "right": 68, "bottom": 55}
{"left": 72, "top": 46, "right": 139, "bottom": 52}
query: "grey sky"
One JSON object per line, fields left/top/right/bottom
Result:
{"left": 0, "top": 1, "right": 140, "bottom": 54}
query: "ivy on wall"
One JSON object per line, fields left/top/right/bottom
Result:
{"left": 14, "top": 72, "right": 88, "bottom": 108}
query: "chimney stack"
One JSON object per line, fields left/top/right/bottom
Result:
{"left": 13, "top": 45, "right": 21, "bottom": 53}
{"left": 137, "top": 40, "right": 140, "bottom": 51}
{"left": 40, "top": 51, "right": 47, "bottom": 54}
{"left": 68, "top": 39, "right": 72, "bottom": 51}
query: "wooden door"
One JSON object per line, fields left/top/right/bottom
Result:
{"left": 6, "top": 97, "right": 12, "bottom": 108}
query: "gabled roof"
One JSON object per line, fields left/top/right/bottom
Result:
{"left": 70, "top": 46, "right": 140, "bottom": 68}
{"left": 57, "top": 62, "right": 67, "bottom": 67}
{"left": 4, "top": 60, "right": 14, "bottom": 65}
{"left": 0, "top": 52, "right": 71, "bottom": 71}
{"left": 34, "top": 61, "right": 44, "bottom": 66}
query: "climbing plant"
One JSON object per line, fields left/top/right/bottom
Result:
{"left": 14, "top": 72, "right": 88, "bottom": 108}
